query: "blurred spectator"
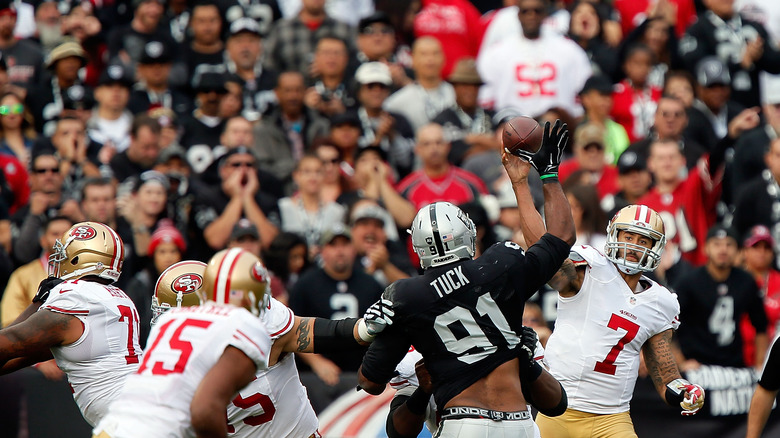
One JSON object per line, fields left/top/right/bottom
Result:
{"left": 733, "top": 139, "right": 780, "bottom": 264}
{"left": 568, "top": 0, "right": 619, "bottom": 80}
{"left": 384, "top": 36, "right": 454, "bottom": 132}
{"left": 328, "top": 111, "right": 362, "bottom": 170}
{"left": 179, "top": 70, "right": 228, "bottom": 150}
{"left": 602, "top": 151, "right": 652, "bottom": 217}
{"left": 353, "top": 62, "right": 415, "bottom": 178}
{"left": 279, "top": 0, "right": 375, "bottom": 28}
{"left": 224, "top": 18, "right": 278, "bottom": 121}
{"left": 349, "top": 201, "right": 414, "bottom": 287}
{"left": 314, "top": 140, "right": 349, "bottom": 203}
{"left": 686, "top": 57, "right": 747, "bottom": 150}
{"left": 563, "top": 182, "right": 608, "bottom": 249}
{"left": 679, "top": 0, "right": 780, "bottom": 109}
{"left": 11, "top": 154, "right": 82, "bottom": 264}
{"left": 109, "top": 115, "right": 162, "bottom": 183}
{"left": 149, "top": 107, "right": 182, "bottom": 150}
{"left": 222, "top": 0, "right": 281, "bottom": 36}
{"left": 457, "top": 199, "right": 498, "bottom": 257}
{"left": 33, "top": 0, "right": 64, "bottom": 52}
{"left": 264, "top": 0, "right": 356, "bottom": 80}
{"left": 355, "top": 12, "right": 411, "bottom": 89}
{"left": 27, "top": 41, "right": 88, "bottom": 135}
{"left": 88, "top": 63, "right": 134, "bottom": 153}
{"left": 0, "top": 152, "right": 29, "bottom": 215}
{"left": 107, "top": 0, "right": 175, "bottom": 67}
{"left": 190, "top": 146, "right": 279, "bottom": 253}
{"left": 617, "top": 16, "right": 683, "bottom": 88}
{"left": 278, "top": 153, "right": 346, "bottom": 251}
{"left": 125, "top": 220, "right": 185, "bottom": 347}
{"left": 254, "top": 71, "right": 330, "bottom": 187}
{"left": 183, "top": 2, "right": 224, "bottom": 79}
{"left": 740, "top": 225, "right": 780, "bottom": 367}
{"left": 614, "top": 0, "right": 696, "bottom": 39}
{"left": 663, "top": 69, "right": 696, "bottom": 108}
{"left": 263, "top": 231, "right": 310, "bottom": 293}
{"left": 0, "top": 91, "right": 36, "bottom": 166}
{"left": 579, "top": 75, "right": 629, "bottom": 163}
{"left": 674, "top": 224, "right": 768, "bottom": 369}
{"left": 0, "top": 0, "right": 43, "bottom": 87}
{"left": 152, "top": 145, "right": 200, "bottom": 236}
{"left": 621, "top": 96, "right": 707, "bottom": 170}
{"left": 413, "top": 0, "right": 483, "bottom": 79}
{"left": 0, "top": 215, "right": 71, "bottom": 326}
{"left": 559, "top": 123, "right": 619, "bottom": 201}
{"left": 397, "top": 123, "right": 488, "bottom": 210}
{"left": 433, "top": 58, "right": 498, "bottom": 167}
{"left": 305, "top": 36, "right": 355, "bottom": 116}
{"left": 48, "top": 116, "right": 101, "bottom": 191}
{"left": 611, "top": 44, "right": 662, "bottom": 142}
{"left": 162, "top": 0, "right": 191, "bottom": 44}
{"left": 289, "top": 225, "right": 382, "bottom": 413}
{"left": 118, "top": 170, "right": 170, "bottom": 263}
{"left": 226, "top": 217, "right": 291, "bottom": 303}
{"left": 477, "top": 0, "right": 591, "bottom": 118}
{"left": 523, "top": 301, "right": 551, "bottom": 347}
{"left": 79, "top": 177, "right": 120, "bottom": 231}
{"left": 128, "top": 39, "right": 191, "bottom": 118}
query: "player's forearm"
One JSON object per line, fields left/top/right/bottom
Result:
{"left": 204, "top": 198, "right": 243, "bottom": 249}
{"left": 746, "top": 386, "right": 778, "bottom": 438}
{"left": 358, "top": 366, "right": 386, "bottom": 395}
{"left": 511, "top": 179, "right": 545, "bottom": 248}
{"left": 387, "top": 392, "right": 428, "bottom": 438}
{"left": 524, "top": 368, "right": 565, "bottom": 413}
{"left": 754, "top": 333, "right": 769, "bottom": 368}
{"left": 191, "top": 401, "right": 229, "bottom": 438}
{"left": 541, "top": 182, "right": 576, "bottom": 246}
{"left": 6, "top": 301, "right": 43, "bottom": 328}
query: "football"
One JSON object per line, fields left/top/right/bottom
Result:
{"left": 503, "top": 116, "right": 543, "bottom": 157}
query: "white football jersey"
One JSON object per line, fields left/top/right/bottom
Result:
{"left": 477, "top": 33, "right": 591, "bottom": 118}
{"left": 544, "top": 245, "right": 681, "bottom": 414}
{"left": 41, "top": 280, "right": 143, "bottom": 427}
{"left": 227, "top": 298, "right": 318, "bottom": 438}
{"left": 93, "top": 303, "right": 271, "bottom": 438}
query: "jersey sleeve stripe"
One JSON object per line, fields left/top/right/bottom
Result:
{"left": 43, "top": 305, "right": 89, "bottom": 315}
{"left": 389, "top": 379, "right": 409, "bottom": 387}
{"left": 236, "top": 329, "right": 267, "bottom": 359}
{"left": 270, "top": 307, "right": 294, "bottom": 337}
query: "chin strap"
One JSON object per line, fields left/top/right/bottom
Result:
{"left": 615, "top": 263, "right": 642, "bottom": 275}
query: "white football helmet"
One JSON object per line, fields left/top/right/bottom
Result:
{"left": 605, "top": 205, "right": 666, "bottom": 274}
{"left": 409, "top": 202, "right": 476, "bottom": 269}
{"left": 151, "top": 260, "right": 207, "bottom": 325}
{"left": 49, "top": 222, "right": 125, "bottom": 283}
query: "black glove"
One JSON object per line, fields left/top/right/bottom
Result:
{"left": 519, "top": 326, "right": 539, "bottom": 367}
{"left": 532, "top": 119, "right": 569, "bottom": 183}
{"left": 33, "top": 277, "right": 64, "bottom": 303}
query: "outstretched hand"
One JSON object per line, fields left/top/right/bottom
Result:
{"left": 501, "top": 148, "right": 534, "bottom": 185}
{"left": 532, "top": 120, "right": 569, "bottom": 180}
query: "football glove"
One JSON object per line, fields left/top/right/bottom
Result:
{"left": 33, "top": 277, "right": 64, "bottom": 303}
{"left": 532, "top": 119, "right": 568, "bottom": 182}
{"left": 666, "top": 379, "right": 705, "bottom": 416}
{"left": 520, "top": 326, "right": 539, "bottom": 367}
{"left": 358, "top": 298, "right": 395, "bottom": 341}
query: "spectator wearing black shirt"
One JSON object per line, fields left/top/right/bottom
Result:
{"left": 179, "top": 71, "right": 228, "bottom": 150}
{"left": 602, "top": 151, "right": 652, "bottom": 218}
{"left": 356, "top": 11, "right": 412, "bottom": 90}
{"left": 0, "top": 0, "right": 43, "bottom": 88}
{"left": 289, "top": 225, "right": 383, "bottom": 412}
{"left": 107, "top": 0, "right": 176, "bottom": 68}
{"left": 182, "top": 2, "right": 224, "bottom": 81}
{"left": 224, "top": 18, "right": 277, "bottom": 122}
{"left": 304, "top": 36, "right": 356, "bottom": 117}
{"left": 128, "top": 39, "right": 191, "bottom": 118}
{"left": 109, "top": 114, "right": 162, "bottom": 183}
{"left": 674, "top": 224, "right": 768, "bottom": 369}
{"left": 222, "top": 0, "right": 281, "bottom": 37}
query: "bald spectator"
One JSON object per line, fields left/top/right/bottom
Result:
{"left": 383, "top": 37, "right": 455, "bottom": 132}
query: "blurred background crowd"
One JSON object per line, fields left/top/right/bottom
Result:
{"left": 1, "top": 0, "right": 780, "bottom": 432}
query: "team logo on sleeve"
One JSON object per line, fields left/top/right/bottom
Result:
{"left": 172, "top": 273, "right": 203, "bottom": 293}
{"left": 70, "top": 225, "right": 96, "bottom": 240}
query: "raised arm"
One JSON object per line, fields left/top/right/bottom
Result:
{"left": 643, "top": 329, "right": 705, "bottom": 416}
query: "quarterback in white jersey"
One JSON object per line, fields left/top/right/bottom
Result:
{"left": 477, "top": 0, "right": 591, "bottom": 118}
{"left": 0, "top": 221, "right": 141, "bottom": 427}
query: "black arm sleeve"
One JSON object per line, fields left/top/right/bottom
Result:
{"left": 311, "top": 317, "right": 361, "bottom": 352}
{"left": 707, "top": 133, "right": 736, "bottom": 175}
{"left": 360, "top": 328, "right": 412, "bottom": 385}
{"left": 747, "top": 281, "right": 769, "bottom": 334}
{"left": 759, "top": 337, "right": 780, "bottom": 390}
{"left": 517, "top": 233, "right": 573, "bottom": 296}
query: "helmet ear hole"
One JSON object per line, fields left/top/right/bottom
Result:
{"left": 70, "top": 256, "right": 79, "bottom": 265}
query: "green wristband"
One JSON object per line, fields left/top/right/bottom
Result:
{"left": 539, "top": 174, "right": 559, "bottom": 183}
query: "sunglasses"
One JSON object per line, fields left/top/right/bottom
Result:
{"left": 0, "top": 103, "right": 24, "bottom": 115}
{"left": 33, "top": 166, "right": 59, "bottom": 174}
{"left": 361, "top": 25, "right": 394, "bottom": 35}
{"left": 228, "top": 161, "right": 255, "bottom": 168}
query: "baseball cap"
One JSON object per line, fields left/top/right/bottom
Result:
{"left": 617, "top": 151, "right": 646, "bottom": 174}
{"left": 579, "top": 75, "right": 613, "bottom": 95}
{"left": 696, "top": 57, "right": 731, "bottom": 87}
{"left": 744, "top": 225, "right": 775, "bottom": 248}
{"left": 355, "top": 62, "right": 392, "bottom": 86}
{"left": 447, "top": 58, "right": 482, "bottom": 85}
{"left": 230, "top": 218, "right": 259, "bottom": 241}
{"left": 46, "top": 41, "right": 87, "bottom": 69}
{"left": 98, "top": 64, "right": 134, "bottom": 88}
{"left": 330, "top": 112, "right": 361, "bottom": 128}
{"left": 706, "top": 223, "right": 739, "bottom": 242}
{"left": 192, "top": 71, "right": 227, "bottom": 94}
{"left": 139, "top": 40, "right": 172, "bottom": 64}
{"left": 358, "top": 11, "right": 393, "bottom": 32}
{"left": 156, "top": 144, "right": 187, "bottom": 165}
{"left": 133, "top": 170, "right": 170, "bottom": 192}
{"left": 320, "top": 224, "right": 351, "bottom": 246}
{"left": 62, "top": 85, "right": 95, "bottom": 111}
{"left": 574, "top": 123, "right": 605, "bottom": 149}
{"left": 229, "top": 18, "right": 261, "bottom": 37}
{"left": 351, "top": 204, "right": 386, "bottom": 226}
{"left": 219, "top": 146, "right": 256, "bottom": 166}
{"left": 148, "top": 221, "right": 186, "bottom": 254}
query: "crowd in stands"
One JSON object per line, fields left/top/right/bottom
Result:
{"left": 1, "top": 0, "right": 780, "bottom": 418}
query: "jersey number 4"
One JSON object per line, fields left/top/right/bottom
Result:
{"left": 434, "top": 293, "right": 520, "bottom": 364}
{"left": 137, "top": 318, "right": 214, "bottom": 375}
{"left": 594, "top": 314, "right": 640, "bottom": 375}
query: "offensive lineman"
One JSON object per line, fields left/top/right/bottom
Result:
{"left": 503, "top": 147, "right": 706, "bottom": 437}
{"left": 0, "top": 221, "right": 141, "bottom": 427}
{"left": 93, "top": 249, "right": 273, "bottom": 438}
{"left": 358, "top": 120, "right": 575, "bottom": 437}
{"left": 147, "top": 259, "right": 387, "bottom": 437}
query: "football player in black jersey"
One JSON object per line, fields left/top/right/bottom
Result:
{"left": 358, "top": 120, "right": 576, "bottom": 437}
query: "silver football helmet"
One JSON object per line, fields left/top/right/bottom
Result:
{"left": 605, "top": 204, "right": 666, "bottom": 274}
{"left": 409, "top": 202, "right": 476, "bottom": 269}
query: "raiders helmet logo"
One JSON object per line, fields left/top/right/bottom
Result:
{"left": 70, "top": 225, "right": 96, "bottom": 240}
{"left": 172, "top": 273, "right": 203, "bottom": 293}
{"left": 250, "top": 262, "right": 267, "bottom": 283}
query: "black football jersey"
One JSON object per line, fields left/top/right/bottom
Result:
{"left": 361, "top": 234, "right": 570, "bottom": 408}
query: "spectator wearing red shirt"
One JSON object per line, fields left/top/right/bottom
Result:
{"left": 611, "top": 44, "right": 663, "bottom": 142}
{"left": 741, "top": 225, "right": 780, "bottom": 367}
{"left": 397, "top": 123, "right": 487, "bottom": 210}
{"left": 413, "top": 0, "right": 485, "bottom": 79}
{"left": 614, "top": 0, "right": 696, "bottom": 39}
{"left": 559, "top": 122, "right": 619, "bottom": 201}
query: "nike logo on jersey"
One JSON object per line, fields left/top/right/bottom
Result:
{"left": 430, "top": 266, "right": 470, "bottom": 297}
{"left": 59, "top": 289, "right": 72, "bottom": 294}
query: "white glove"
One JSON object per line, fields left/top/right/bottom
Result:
{"left": 363, "top": 298, "right": 394, "bottom": 336}
{"left": 680, "top": 383, "right": 705, "bottom": 416}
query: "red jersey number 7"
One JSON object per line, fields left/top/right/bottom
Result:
{"left": 594, "top": 313, "right": 640, "bottom": 375}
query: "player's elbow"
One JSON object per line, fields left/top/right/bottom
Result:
{"left": 190, "top": 400, "right": 227, "bottom": 438}
{"left": 358, "top": 368, "right": 386, "bottom": 395}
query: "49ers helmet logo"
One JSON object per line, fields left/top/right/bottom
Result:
{"left": 250, "top": 262, "right": 267, "bottom": 282}
{"left": 172, "top": 273, "right": 203, "bottom": 293}
{"left": 70, "top": 225, "right": 96, "bottom": 240}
